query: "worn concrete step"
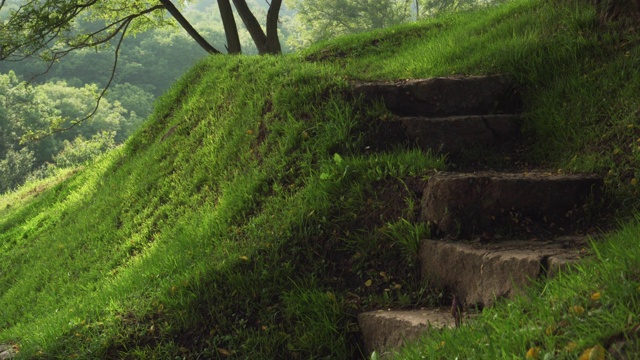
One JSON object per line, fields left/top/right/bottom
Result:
{"left": 358, "top": 308, "right": 458, "bottom": 357}
{"left": 420, "top": 237, "right": 588, "bottom": 308}
{"left": 351, "top": 75, "right": 522, "bottom": 117}
{"left": 398, "top": 114, "right": 521, "bottom": 153}
{"left": 420, "top": 171, "right": 604, "bottom": 238}
{"left": 0, "top": 344, "right": 17, "bottom": 360}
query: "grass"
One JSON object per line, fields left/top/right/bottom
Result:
{"left": 1, "top": 0, "right": 640, "bottom": 358}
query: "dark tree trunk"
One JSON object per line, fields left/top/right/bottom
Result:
{"left": 217, "top": 0, "right": 241, "bottom": 54}
{"left": 265, "top": 0, "right": 282, "bottom": 54}
{"left": 158, "top": 0, "right": 220, "bottom": 54}
{"left": 232, "top": 0, "right": 268, "bottom": 54}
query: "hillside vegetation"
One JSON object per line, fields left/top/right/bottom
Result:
{"left": 2, "top": 0, "right": 640, "bottom": 358}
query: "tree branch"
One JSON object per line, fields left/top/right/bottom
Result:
{"left": 232, "top": 0, "right": 268, "bottom": 54}
{"left": 266, "top": 0, "right": 282, "bottom": 54}
{"left": 20, "top": 5, "right": 164, "bottom": 84}
{"left": 27, "top": 16, "right": 132, "bottom": 141}
{"left": 158, "top": 0, "right": 221, "bottom": 54}
{"left": 218, "top": 0, "right": 242, "bottom": 54}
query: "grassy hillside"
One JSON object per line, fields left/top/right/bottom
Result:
{"left": 2, "top": 0, "right": 640, "bottom": 358}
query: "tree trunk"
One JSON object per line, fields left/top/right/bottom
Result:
{"left": 217, "top": 0, "right": 241, "bottom": 54}
{"left": 232, "top": 0, "right": 268, "bottom": 54}
{"left": 158, "top": 0, "right": 220, "bottom": 54}
{"left": 265, "top": 0, "right": 282, "bottom": 54}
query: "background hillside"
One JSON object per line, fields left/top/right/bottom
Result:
{"left": 0, "top": 0, "right": 456, "bottom": 195}
{"left": 2, "top": 0, "right": 640, "bottom": 358}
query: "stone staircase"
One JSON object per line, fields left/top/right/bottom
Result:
{"left": 352, "top": 75, "right": 604, "bottom": 357}
{"left": 353, "top": 75, "right": 523, "bottom": 154}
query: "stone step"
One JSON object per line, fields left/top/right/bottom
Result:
{"left": 351, "top": 75, "right": 522, "bottom": 117}
{"left": 0, "top": 344, "right": 16, "bottom": 360}
{"left": 396, "top": 114, "right": 521, "bottom": 153}
{"left": 358, "top": 308, "right": 458, "bottom": 357}
{"left": 419, "top": 237, "right": 588, "bottom": 308}
{"left": 420, "top": 171, "right": 604, "bottom": 237}
{"left": 362, "top": 114, "right": 521, "bottom": 154}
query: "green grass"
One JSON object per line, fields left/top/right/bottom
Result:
{"left": 1, "top": 0, "right": 640, "bottom": 358}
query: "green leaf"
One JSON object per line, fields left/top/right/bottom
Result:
{"left": 333, "top": 153, "right": 343, "bottom": 165}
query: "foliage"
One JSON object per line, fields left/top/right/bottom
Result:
{"left": 286, "top": 0, "right": 415, "bottom": 46}
{"left": 0, "top": 71, "right": 148, "bottom": 193}
{"left": 285, "top": 0, "right": 502, "bottom": 47}
{"left": 0, "top": 148, "right": 35, "bottom": 194}
{"left": 0, "top": 0, "right": 170, "bottom": 62}
{"left": 53, "top": 131, "right": 116, "bottom": 168}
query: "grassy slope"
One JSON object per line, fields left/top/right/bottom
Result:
{"left": 1, "top": 0, "right": 640, "bottom": 358}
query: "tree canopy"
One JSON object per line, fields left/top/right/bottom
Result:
{"left": 284, "top": 0, "right": 493, "bottom": 46}
{"left": 0, "top": 70, "right": 148, "bottom": 193}
{"left": 0, "top": 0, "right": 284, "bottom": 63}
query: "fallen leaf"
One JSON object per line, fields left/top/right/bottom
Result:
{"left": 526, "top": 346, "right": 540, "bottom": 359}
{"left": 565, "top": 342, "right": 578, "bottom": 352}
{"left": 217, "top": 348, "right": 235, "bottom": 356}
{"left": 364, "top": 279, "right": 372, "bottom": 287}
{"left": 239, "top": 256, "right": 249, "bottom": 261}
{"left": 578, "top": 345, "right": 605, "bottom": 360}
{"left": 571, "top": 305, "right": 585, "bottom": 315}
{"left": 591, "top": 292, "right": 601, "bottom": 301}
{"left": 326, "top": 291, "right": 336, "bottom": 301}
{"left": 545, "top": 325, "right": 555, "bottom": 336}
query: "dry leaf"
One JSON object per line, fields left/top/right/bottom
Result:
{"left": 545, "top": 325, "right": 555, "bottom": 336}
{"left": 217, "top": 348, "right": 235, "bottom": 356}
{"left": 526, "top": 347, "right": 540, "bottom": 359}
{"left": 326, "top": 291, "right": 336, "bottom": 301}
{"left": 565, "top": 342, "right": 578, "bottom": 352}
{"left": 571, "top": 305, "right": 585, "bottom": 315}
{"left": 578, "top": 345, "right": 605, "bottom": 360}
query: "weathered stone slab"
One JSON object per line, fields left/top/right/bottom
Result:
{"left": 419, "top": 238, "right": 588, "bottom": 307}
{"left": 420, "top": 171, "right": 603, "bottom": 237}
{"left": 351, "top": 75, "right": 522, "bottom": 117}
{"left": 0, "top": 344, "right": 16, "bottom": 360}
{"left": 358, "top": 309, "right": 454, "bottom": 357}
{"left": 399, "top": 114, "right": 521, "bottom": 153}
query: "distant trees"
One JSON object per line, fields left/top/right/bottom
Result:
{"left": 285, "top": 0, "right": 494, "bottom": 46}
{"left": 0, "top": 71, "right": 146, "bottom": 193}
{"left": 0, "top": 0, "right": 285, "bottom": 62}
{"left": 0, "top": 0, "right": 285, "bottom": 139}
{"left": 286, "top": 0, "right": 413, "bottom": 46}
